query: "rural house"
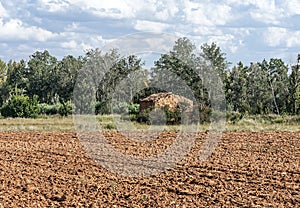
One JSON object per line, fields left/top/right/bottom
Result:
{"left": 139, "top": 92, "right": 193, "bottom": 112}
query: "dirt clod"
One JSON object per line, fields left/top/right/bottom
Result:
{"left": 0, "top": 131, "right": 299, "bottom": 207}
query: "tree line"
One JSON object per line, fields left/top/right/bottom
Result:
{"left": 0, "top": 38, "right": 299, "bottom": 119}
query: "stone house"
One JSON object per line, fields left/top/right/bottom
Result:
{"left": 139, "top": 92, "right": 193, "bottom": 112}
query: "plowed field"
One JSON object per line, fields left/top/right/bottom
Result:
{"left": 0, "top": 132, "right": 299, "bottom": 207}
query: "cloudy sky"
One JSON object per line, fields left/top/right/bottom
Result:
{"left": 0, "top": 0, "right": 299, "bottom": 67}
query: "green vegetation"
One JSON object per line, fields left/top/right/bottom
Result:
{"left": 0, "top": 114, "right": 299, "bottom": 132}
{"left": 0, "top": 88, "right": 39, "bottom": 118}
{"left": 0, "top": 38, "right": 299, "bottom": 124}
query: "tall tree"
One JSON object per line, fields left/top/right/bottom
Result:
{"left": 288, "top": 54, "right": 300, "bottom": 114}
{"left": 152, "top": 37, "right": 205, "bottom": 103}
{"left": 227, "top": 61, "right": 249, "bottom": 113}
{"left": 200, "top": 42, "right": 230, "bottom": 82}
{"left": 0, "top": 59, "right": 6, "bottom": 86}
{"left": 1, "top": 60, "right": 28, "bottom": 104}
{"left": 0, "top": 59, "right": 7, "bottom": 105}
{"left": 27, "top": 50, "right": 58, "bottom": 103}
{"left": 96, "top": 53, "right": 144, "bottom": 104}
{"left": 246, "top": 62, "right": 272, "bottom": 114}
{"left": 74, "top": 48, "right": 144, "bottom": 114}
{"left": 56, "top": 55, "right": 83, "bottom": 104}
{"left": 266, "top": 58, "right": 289, "bottom": 114}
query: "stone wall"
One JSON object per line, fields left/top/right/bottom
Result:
{"left": 139, "top": 92, "right": 193, "bottom": 112}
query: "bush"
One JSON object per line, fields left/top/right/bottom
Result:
{"left": 198, "top": 105, "right": 212, "bottom": 123}
{"left": 112, "top": 102, "right": 129, "bottom": 114}
{"left": 128, "top": 103, "right": 140, "bottom": 115}
{"left": 38, "top": 103, "right": 60, "bottom": 115}
{"left": 272, "top": 117, "right": 285, "bottom": 124}
{"left": 137, "top": 106, "right": 182, "bottom": 125}
{"left": 226, "top": 111, "right": 244, "bottom": 124}
{"left": 120, "top": 114, "right": 137, "bottom": 121}
{"left": 95, "top": 101, "right": 111, "bottom": 115}
{"left": 137, "top": 108, "right": 151, "bottom": 124}
{"left": 58, "top": 101, "right": 73, "bottom": 116}
{"left": 111, "top": 102, "right": 140, "bottom": 115}
{"left": 103, "top": 123, "right": 116, "bottom": 130}
{"left": 0, "top": 94, "right": 39, "bottom": 118}
{"left": 38, "top": 101, "right": 73, "bottom": 116}
{"left": 164, "top": 105, "right": 181, "bottom": 125}
{"left": 149, "top": 108, "right": 167, "bottom": 125}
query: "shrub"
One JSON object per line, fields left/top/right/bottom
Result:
{"left": 137, "top": 106, "right": 182, "bottom": 125}
{"left": 38, "top": 103, "right": 59, "bottom": 115}
{"left": 272, "top": 117, "right": 285, "bottom": 124}
{"left": 149, "top": 108, "right": 167, "bottom": 125}
{"left": 137, "top": 108, "right": 151, "bottom": 124}
{"left": 128, "top": 103, "right": 140, "bottom": 115}
{"left": 95, "top": 101, "right": 111, "bottom": 115}
{"left": 120, "top": 114, "right": 137, "bottom": 121}
{"left": 103, "top": 123, "right": 116, "bottom": 130}
{"left": 164, "top": 105, "right": 181, "bottom": 125}
{"left": 58, "top": 101, "right": 73, "bottom": 116}
{"left": 198, "top": 105, "right": 212, "bottom": 123}
{"left": 38, "top": 101, "right": 73, "bottom": 116}
{"left": 112, "top": 102, "right": 128, "bottom": 114}
{"left": 111, "top": 102, "right": 140, "bottom": 115}
{"left": 226, "top": 111, "right": 244, "bottom": 124}
{"left": 1, "top": 94, "right": 39, "bottom": 118}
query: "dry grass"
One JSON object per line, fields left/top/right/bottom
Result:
{"left": 0, "top": 114, "right": 299, "bottom": 132}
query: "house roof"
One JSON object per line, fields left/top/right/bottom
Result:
{"left": 140, "top": 92, "right": 174, "bottom": 102}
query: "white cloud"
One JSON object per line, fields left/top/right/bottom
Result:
{"left": 227, "top": 0, "right": 300, "bottom": 25}
{"left": 61, "top": 40, "right": 77, "bottom": 49}
{"left": 134, "top": 20, "right": 170, "bottom": 33}
{"left": 207, "top": 34, "right": 235, "bottom": 47}
{"left": 249, "top": 0, "right": 285, "bottom": 25}
{"left": 65, "top": 0, "right": 138, "bottom": 19}
{"left": 0, "top": 2, "right": 8, "bottom": 18}
{"left": 0, "top": 19, "right": 57, "bottom": 41}
{"left": 264, "top": 27, "right": 300, "bottom": 47}
{"left": 1, "top": 0, "right": 299, "bottom": 65}
{"left": 17, "top": 44, "right": 32, "bottom": 51}
{"left": 183, "top": 0, "right": 232, "bottom": 26}
{"left": 193, "top": 26, "right": 223, "bottom": 36}
{"left": 231, "top": 28, "right": 253, "bottom": 36}
{"left": 65, "top": 22, "right": 80, "bottom": 32}
{"left": 38, "top": 0, "right": 70, "bottom": 12}
{"left": 152, "top": 0, "right": 179, "bottom": 21}
{"left": 282, "top": 0, "right": 300, "bottom": 16}
{"left": 58, "top": 31, "right": 109, "bottom": 54}
{"left": 37, "top": 0, "right": 181, "bottom": 22}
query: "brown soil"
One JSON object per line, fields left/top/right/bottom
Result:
{"left": 0, "top": 131, "right": 299, "bottom": 207}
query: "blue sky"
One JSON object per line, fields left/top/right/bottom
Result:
{"left": 0, "top": 0, "right": 299, "bottom": 67}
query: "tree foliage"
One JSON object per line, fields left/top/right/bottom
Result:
{"left": 0, "top": 38, "right": 299, "bottom": 119}
{"left": 0, "top": 88, "right": 39, "bottom": 118}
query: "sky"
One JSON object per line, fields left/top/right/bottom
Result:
{"left": 0, "top": 0, "right": 300, "bottom": 67}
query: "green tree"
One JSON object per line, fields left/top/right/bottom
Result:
{"left": 74, "top": 49, "right": 144, "bottom": 114}
{"left": 246, "top": 62, "right": 272, "bottom": 114}
{"left": 288, "top": 54, "right": 300, "bottom": 114}
{"left": 113, "top": 68, "right": 149, "bottom": 104}
{"left": 0, "top": 59, "right": 7, "bottom": 105}
{"left": 27, "top": 50, "right": 58, "bottom": 104}
{"left": 1, "top": 60, "right": 28, "bottom": 105}
{"left": 74, "top": 48, "right": 115, "bottom": 114}
{"left": 266, "top": 58, "right": 289, "bottom": 114}
{"left": 0, "top": 59, "right": 6, "bottom": 86}
{"left": 55, "top": 55, "right": 83, "bottom": 115}
{"left": 152, "top": 37, "right": 204, "bottom": 103}
{"left": 200, "top": 42, "right": 230, "bottom": 82}
{"left": 96, "top": 53, "right": 144, "bottom": 113}
{"left": 0, "top": 87, "right": 39, "bottom": 118}
{"left": 227, "top": 61, "right": 249, "bottom": 113}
